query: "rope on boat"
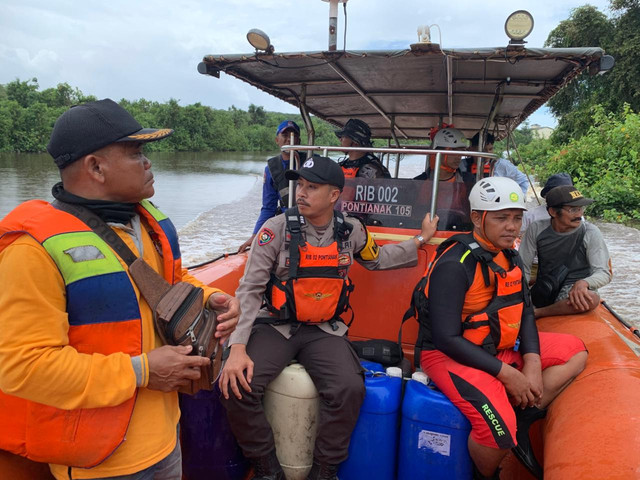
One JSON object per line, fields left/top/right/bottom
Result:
{"left": 602, "top": 301, "right": 640, "bottom": 340}
{"left": 186, "top": 250, "right": 241, "bottom": 270}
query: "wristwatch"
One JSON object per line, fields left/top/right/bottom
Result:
{"left": 414, "top": 234, "right": 426, "bottom": 245}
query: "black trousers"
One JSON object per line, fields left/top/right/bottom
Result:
{"left": 222, "top": 324, "right": 365, "bottom": 465}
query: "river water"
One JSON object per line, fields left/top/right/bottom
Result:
{"left": 1, "top": 151, "right": 638, "bottom": 328}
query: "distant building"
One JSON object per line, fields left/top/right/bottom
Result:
{"left": 530, "top": 124, "right": 553, "bottom": 140}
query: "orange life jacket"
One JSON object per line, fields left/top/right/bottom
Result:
{"left": 339, "top": 153, "right": 391, "bottom": 179}
{"left": 470, "top": 160, "right": 492, "bottom": 175}
{"left": 460, "top": 258, "right": 523, "bottom": 353}
{"left": 0, "top": 199, "right": 181, "bottom": 468}
{"left": 342, "top": 166, "right": 359, "bottom": 178}
{"left": 264, "top": 208, "right": 353, "bottom": 329}
{"left": 406, "top": 233, "right": 525, "bottom": 357}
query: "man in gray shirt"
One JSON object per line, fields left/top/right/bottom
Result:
{"left": 520, "top": 172, "right": 573, "bottom": 234}
{"left": 520, "top": 185, "right": 612, "bottom": 318}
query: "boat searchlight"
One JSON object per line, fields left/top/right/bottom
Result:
{"left": 247, "top": 28, "right": 274, "bottom": 54}
{"left": 504, "top": 10, "right": 534, "bottom": 45}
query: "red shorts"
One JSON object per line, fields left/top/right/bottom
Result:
{"left": 420, "top": 332, "right": 586, "bottom": 449}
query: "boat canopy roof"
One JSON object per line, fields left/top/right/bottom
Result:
{"left": 199, "top": 46, "right": 607, "bottom": 140}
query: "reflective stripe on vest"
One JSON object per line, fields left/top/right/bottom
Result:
{"left": 0, "top": 199, "right": 180, "bottom": 467}
{"left": 415, "top": 233, "right": 524, "bottom": 355}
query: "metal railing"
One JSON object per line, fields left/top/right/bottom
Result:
{"left": 282, "top": 144, "right": 497, "bottom": 219}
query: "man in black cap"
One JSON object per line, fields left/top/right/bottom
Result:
{"left": 520, "top": 172, "right": 574, "bottom": 234}
{"left": 520, "top": 185, "right": 611, "bottom": 318}
{"left": 220, "top": 155, "right": 437, "bottom": 480}
{"left": 0, "top": 99, "right": 239, "bottom": 479}
{"left": 335, "top": 119, "right": 391, "bottom": 179}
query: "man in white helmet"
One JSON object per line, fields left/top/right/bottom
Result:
{"left": 410, "top": 177, "right": 587, "bottom": 479}
{"left": 414, "top": 127, "right": 473, "bottom": 182}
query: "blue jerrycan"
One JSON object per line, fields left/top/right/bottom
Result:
{"left": 397, "top": 375, "right": 472, "bottom": 479}
{"left": 179, "top": 387, "right": 248, "bottom": 480}
{"left": 360, "top": 360, "right": 385, "bottom": 373}
{"left": 338, "top": 362, "right": 402, "bottom": 480}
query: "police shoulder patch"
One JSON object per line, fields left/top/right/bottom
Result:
{"left": 258, "top": 228, "right": 275, "bottom": 246}
{"left": 338, "top": 253, "right": 352, "bottom": 266}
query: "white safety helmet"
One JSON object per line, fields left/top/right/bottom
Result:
{"left": 469, "top": 177, "right": 527, "bottom": 212}
{"left": 432, "top": 127, "right": 469, "bottom": 149}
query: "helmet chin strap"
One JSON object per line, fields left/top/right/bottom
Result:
{"left": 430, "top": 154, "right": 457, "bottom": 174}
{"left": 440, "top": 162, "right": 457, "bottom": 174}
{"left": 474, "top": 211, "right": 501, "bottom": 253}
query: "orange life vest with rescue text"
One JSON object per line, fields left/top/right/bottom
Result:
{"left": 408, "top": 233, "right": 525, "bottom": 357}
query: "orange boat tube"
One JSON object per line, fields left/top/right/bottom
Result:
{"left": 2, "top": 239, "right": 639, "bottom": 479}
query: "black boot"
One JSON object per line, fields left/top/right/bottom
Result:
{"left": 250, "top": 450, "right": 285, "bottom": 480}
{"left": 306, "top": 458, "right": 339, "bottom": 480}
{"left": 512, "top": 406, "right": 547, "bottom": 480}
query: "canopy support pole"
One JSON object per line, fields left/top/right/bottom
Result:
{"left": 389, "top": 115, "right": 401, "bottom": 178}
{"left": 298, "top": 84, "right": 315, "bottom": 146}
{"left": 477, "top": 83, "right": 505, "bottom": 180}
{"left": 446, "top": 55, "right": 454, "bottom": 125}
{"left": 430, "top": 152, "right": 443, "bottom": 219}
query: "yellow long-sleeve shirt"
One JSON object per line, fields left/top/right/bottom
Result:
{"left": 0, "top": 218, "right": 221, "bottom": 479}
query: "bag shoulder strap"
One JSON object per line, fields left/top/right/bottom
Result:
{"left": 52, "top": 200, "right": 171, "bottom": 307}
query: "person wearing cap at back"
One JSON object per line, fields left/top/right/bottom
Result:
{"left": 220, "top": 155, "right": 438, "bottom": 480}
{"left": 520, "top": 172, "right": 574, "bottom": 234}
{"left": 412, "top": 177, "right": 587, "bottom": 479}
{"left": 335, "top": 119, "right": 391, "bottom": 179}
{"left": 520, "top": 185, "right": 612, "bottom": 318}
{"left": 238, "top": 120, "right": 306, "bottom": 252}
{"left": 0, "top": 99, "right": 239, "bottom": 479}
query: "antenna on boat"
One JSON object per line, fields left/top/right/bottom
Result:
{"left": 416, "top": 25, "right": 441, "bottom": 46}
{"left": 321, "top": 0, "right": 348, "bottom": 51}
{"left": 410, "top": 24, "right": 441, "bottom": 52}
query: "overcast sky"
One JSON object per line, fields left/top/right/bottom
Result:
{"left": 1, "top": 0, "right": 612, "bottom": 128}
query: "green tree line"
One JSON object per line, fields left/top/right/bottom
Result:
{"left": 517, "top": 106, "right": 640, "bottom": 223}
{"left": 0, "top": 78, "right": 341, "bottom": 154}
{"left": 544, "top": 0, "right": 640, "bottom": 143}
{"left": 508, "top": 0, "right": 640, "bottom": 224}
